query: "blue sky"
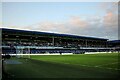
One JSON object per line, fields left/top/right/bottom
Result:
{"left": 3, "top": 2, "right": 105, "bottom": 26}
{"left": 2, "top": 2, "right": 118, "bottom": 40}
{"left": 1, "top": 0, "right": 119, "bottom": 2}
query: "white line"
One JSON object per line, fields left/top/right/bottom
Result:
{"left": 96, "top": 62, "right": 119, "bottom": 67}
{"left": 64, "top": 63, "right": 120, "bottom": 71}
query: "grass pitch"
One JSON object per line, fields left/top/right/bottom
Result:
{"left": 4, "top": 53, "right": 119, "bottom": 79}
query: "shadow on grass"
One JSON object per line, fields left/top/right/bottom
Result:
{"left": 3, "top": 58, "right": 119, "bottom": 80}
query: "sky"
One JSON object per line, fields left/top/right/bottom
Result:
{"left": 1, "top": 2, "right": 119, "bottom": 40}
{"left": 1, "top": 0, "right": 119, "bottom": 2}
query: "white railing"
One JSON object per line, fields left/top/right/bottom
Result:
{"left": 80, "top": 47, "right": 111, "bottom": 49}
{"left": 15, "top": 46, "right": 64, "bottom": 49}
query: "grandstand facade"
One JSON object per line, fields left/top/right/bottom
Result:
{"left": 108, "top": 40, "right": 120, "bottom": 52}
{"left": 1, "top": 28, "right": 119, "bottom": 54}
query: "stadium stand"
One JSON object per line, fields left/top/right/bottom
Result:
{"left": 108, "top": 40, "right": 120, "bottom": 52}
{"left": 1, "top": 28, "right": 119, "bottom": 55}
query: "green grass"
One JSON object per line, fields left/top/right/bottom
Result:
{"left": 4, "top": 53, "right": 119, "bottom": 79}
{"left": 31, "top": 53, "right": 118, "bottom": 67}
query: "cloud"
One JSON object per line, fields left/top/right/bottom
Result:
{"left": 99, "top": 2, "right": 118, "bottom": 13}
{"left": 25, "top": 21, "right": 69, "bottom": 34}
{"left": 102, "top": 12, "right": 118, "bottom": 39}
{"left": 68, "top": 16, "right": 89, "bottom": 28}
{"left": 6, "top": 11, "right": 118, "bottom": 40}
{"left": 4, "top": 2, "right": 118, "bottom": 40}
{"left": 94, "top": 2, "right": 118, "bottom": 40}
{"left": 103, "top": 12, "right": 118, "bottom": 28}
